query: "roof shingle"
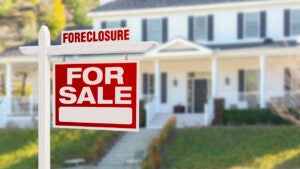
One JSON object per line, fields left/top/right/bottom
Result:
{"left": 91, "top": 0, "right": 267, "bottom": 12}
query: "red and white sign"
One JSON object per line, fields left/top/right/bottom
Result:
{"left": 61, "top": 28, "right": 130, "bottom": 44}
{"left": 53, "top": 61, "right": 139, "bottom": 131}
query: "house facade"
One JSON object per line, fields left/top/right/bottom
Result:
{"left": 1, "top": 0, "right": 300, "bottom": 128}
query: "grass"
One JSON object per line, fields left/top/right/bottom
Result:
{"left": 163, "top": 126, "right": 300, "bottom": 169}
{"left": 0, "top": 129, "right": 117, "bottom": 169}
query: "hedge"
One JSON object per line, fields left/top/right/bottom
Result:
{"left": 223, "top": 109, "right": 290, "bottom": 125}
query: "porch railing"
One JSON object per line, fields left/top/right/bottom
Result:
{"left": 218, "top": 92, "right": 260, "bottom": 109}
{"left": 11, "top": 95, "right": 37, "bottom": 116}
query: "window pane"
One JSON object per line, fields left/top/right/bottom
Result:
{"left": 194, "top": 16, "right": 207, "bottom": 41}
{"left": 291, "top": 10, "right": 300, "bottom": 35}
{"left": 147, "top": 19, "right": 162, "bottom": 43}
{"left": 245, "top": 70, "right": 259, "bottom": 92}
{"left": 245, "top": 13, "right": 259, "bottom": 38}
{"left": 106, "top": 21, "right": 121, "bottom": 28}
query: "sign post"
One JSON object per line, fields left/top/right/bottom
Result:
{"left": 19, "top": 26, "right": 156, "bottom": 169}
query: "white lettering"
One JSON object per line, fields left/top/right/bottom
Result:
{"left": 67, "top": 68, "right": 82, "bottom": 85}
{"left": 83, "top": 67, "right": 103, "bottom": 85}
{"left": 77, "top": 87, "right": 96, "bottom": 104}
{"left": 97, "top": 87, "right": 113, "bottom": 104}
{"left": 115, "top": 87, "right": 132, "bottom": 104}
{"left": 59, "top": 86, "right": 76, "bottom": 104}
{"left": 105, "top": 67, "right": 124, "bottom": 84}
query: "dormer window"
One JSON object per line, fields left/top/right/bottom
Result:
{"left": 237, "top": 11, "right": 266, "bottom": 39}
{"left": 194, "top": 16, "right": 207, "bottom": 41}
{"left": 147, "top": 19, "right": 162, "bottom": 43}
{"left": 188, "top": 15, "right": 214, "bottom": 42}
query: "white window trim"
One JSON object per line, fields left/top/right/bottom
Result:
{"left": 147, "top": 18, "right": 163, "bottom": 43}
{"left": 193, "top": 15, "right": 208, "bottom": 42}
{"left": 243, "top": 12, "right": 260, "bottom": 39}
{"left": 290, "top": 9, "right": 300, "bottom": 36}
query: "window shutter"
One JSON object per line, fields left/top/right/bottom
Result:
{"left": 260, "top": 11, "right": 267, "bottom": 38}
{"left": 142, "top": 19, "right": 147, "bottom": 41}
{"left": 162, "top": 18, "right": 168, "bottom": 43}
{"left": 238, "top": 70, "right": 245, "bottom": 92}
{"left": 284, "top": 68, "right": 291, "bottom": 91}
{"left": 121, "top": 20, "right": 126, "bottom": 27}
{"left": 161, "top": 73, "right": 167, "bottom": 103}
{"left": 101, "top": 21, "right": 107, "bottom": 29}
{"left": 284, "top": 9, "right": 290, "bottom": 37}
{"left": 188, "top": 16, "right": 194, "bottom": 41}
{"left": 208, "top": 15, "right": 214, "bottom": 41}
{"left": 142, "top": 73, "right": 148, "bottom": 94}
{"left": 237, "top": 13, "right": 244, "bottom": 39}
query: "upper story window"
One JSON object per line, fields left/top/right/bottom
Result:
{"left": 101, "top": 20, "right": 126, "bottom": 29}
{"left": 106, "top": 21, "right": 121, "bottom": 28}
{"left": 147, "top": 19, "right": 162, "bottom": 43}
{"left": 194, "top": 16, "right": 207, "bottom": 41}
{"left": 237, "top": 11, "right": 266, "bottom": 39}
{"left": 142, "top": 18, "right": 168, "bottom": 43}
{"left": 244, "top": 12, "right": 260, "bottom": 38}
{"left": 188, "top": 15, "right": 214, "bottom": 42}
{"left": 291, "top": 9, "right": 300, "bottom": 35}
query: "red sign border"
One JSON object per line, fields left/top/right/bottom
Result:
{"left": 52, "top": 61, "right": 139, "bottom": 132}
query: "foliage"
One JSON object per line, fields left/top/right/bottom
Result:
{"left": 164, "top": 126, "right": 300, "bottom": 169}
{"left": 21, "top": 11, "right": 38, "bottom": 42}
{"left": 43, "top": 0, "right": 66, "bottom": 39}
{"left": 63, "top": 0, "right": 92, "bottom": 26}
{"left": 141, "top": 116, "right": 176, "bottom": 169}
{"left": 0, "top": 129, "right": 118, "bottom": 169}
{"left": 0, "top": 0, "right": 13, "bottom": 17}
{"left": 223, "top": 108, "right": 290, "bottom": 125}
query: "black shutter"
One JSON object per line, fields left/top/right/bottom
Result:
{"left": 162, "top": 18, "right": 168, "bottom": 43}
{"left": 101, "top": 21, "right": 107, "bottom": 29}
{"left": 121, "top": 20, "right": 126, "bottom": 27}
{"left": 238, "top": 70, "right": 245, "bottom": 92}
{"left": 284, "top": 68, "right": 291, "bottom": 91}
{"left": 142, "top": 19, "right": 147, "bottom": 41}
{"left": 142, "top": 73, "right": 148, "bottom": 94}
{"left": 284, "top": 9, "right": 291, "bottom": 37}
{"left": 260, "top": 11, "right": 267, "bottom": 38}
{"left": 161, "top": 73, "right": 167, "bottom": 103}
{"left": 208, "top": 15, "right": 214, "bottom": 41}
{"left": 188, "top": 16, "right": 194, "bottom": 41}
{"left": 237, "top": 13, "right": 244, "bottom": 39}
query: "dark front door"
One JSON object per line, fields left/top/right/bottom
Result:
{"left": 194, "top": 79, "right": 207, "bottom": 113}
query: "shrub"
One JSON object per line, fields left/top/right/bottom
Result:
{"left": 223, "top": 109, "right": 290, "bottom": 125}
{"left": 141, "top": 116, "right": 177, "bottom": 169}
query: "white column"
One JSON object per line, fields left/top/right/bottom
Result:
{"left": 260, "top": 55, "right": 266, "bottom": 108}
{"left": 154, "top": 60, "right": 161, "bottom": 113}
{"left": 211, "top": 57, "right": 218, "bottom": 98}
{"left": 6, "top": 63, "right": 12, "bottom": 116}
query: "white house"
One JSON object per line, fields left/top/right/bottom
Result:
{"left": 1, "top": 0, "right": 300, "bottom": 128}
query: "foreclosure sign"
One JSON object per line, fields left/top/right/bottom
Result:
{"left": 53, "top": 62, "right": 139, "bottom": 131}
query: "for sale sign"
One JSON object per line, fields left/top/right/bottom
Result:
{"left": 53, "top": 61, "right": 139, "bottom": 131}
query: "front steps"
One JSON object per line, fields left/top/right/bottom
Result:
{"left": 148, "top": 113, "right": 206, "bottom": 128}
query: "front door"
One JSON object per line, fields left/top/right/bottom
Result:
{"left": 194, "top": 79, "right": 207, "bottom": 113}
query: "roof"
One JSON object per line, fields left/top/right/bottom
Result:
{"left": 91, "top": 0, "right": 267, "bottom": 12}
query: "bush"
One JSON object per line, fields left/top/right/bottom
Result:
{"left": 141, "top": 116, "right": 176, "bottom": 169}
{"left": 223, "top": 109, "right": 290, "bottom": 125}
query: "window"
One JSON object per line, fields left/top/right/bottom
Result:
{"left": 194, "top": 16, "right": 207, "bottom": 41}
{"left": 291, "top": 9, "right": 300, "bottom": 35}
{"left": 142, "top": 73, "right": 155, "bottom": 101}
{"left": 147, "top": 19, "right": 162, "bottom": 43}
{"left": 106, "top": 21, "right": 121, "bottom": 28}
{"left": 244, "top": 70, "right": 259, "bottom": 92}
{"left": 244, "top": 12, "right": 260, "bottom": 38}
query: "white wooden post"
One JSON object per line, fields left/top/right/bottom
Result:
{"left": 5, "top": 63, "right": 12, "bottom": 125}
{"left": 19, "top": 26, "right": 157, "bottom": 169}
{"left": 38, "top": 26, "right": 51, "bottom": 169}
{"left": 154, "top": 60, "right": 161, "bottom": 113}
{"left": 211, "top": 57, "right": 218, "bottom": 99}
{"left": 260, "top": 55, "right": 266, "bottom": 108}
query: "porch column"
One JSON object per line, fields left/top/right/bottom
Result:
{"left": 211, "top": 57, "right": 218, "bottom": 98}
{"left": 6, "top": 63, "right": 12, "bottom": 116}
{"left": 154, "top": 60, "right": 161, "bottom": 113}
{"left": 260, "top": 55, "right": 266, "bottom": 108}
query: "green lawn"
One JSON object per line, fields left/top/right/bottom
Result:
{"left": 0, "top": 129, "right": 117, "bottom": 169}
{"left": 163, "top": 126, "right": 300, "bottom": 169}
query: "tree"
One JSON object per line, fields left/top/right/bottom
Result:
{"left": 43, "top": 0, "right": 66, "bottom": 39}
{"left": 271, "top": 55, "right": 300, "bottom": 125}
{"left": 0, "top": 0, "right": 13, "bottom": 17}
{"left": 63, "top": 0, "right": 91, "bottom": 26}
